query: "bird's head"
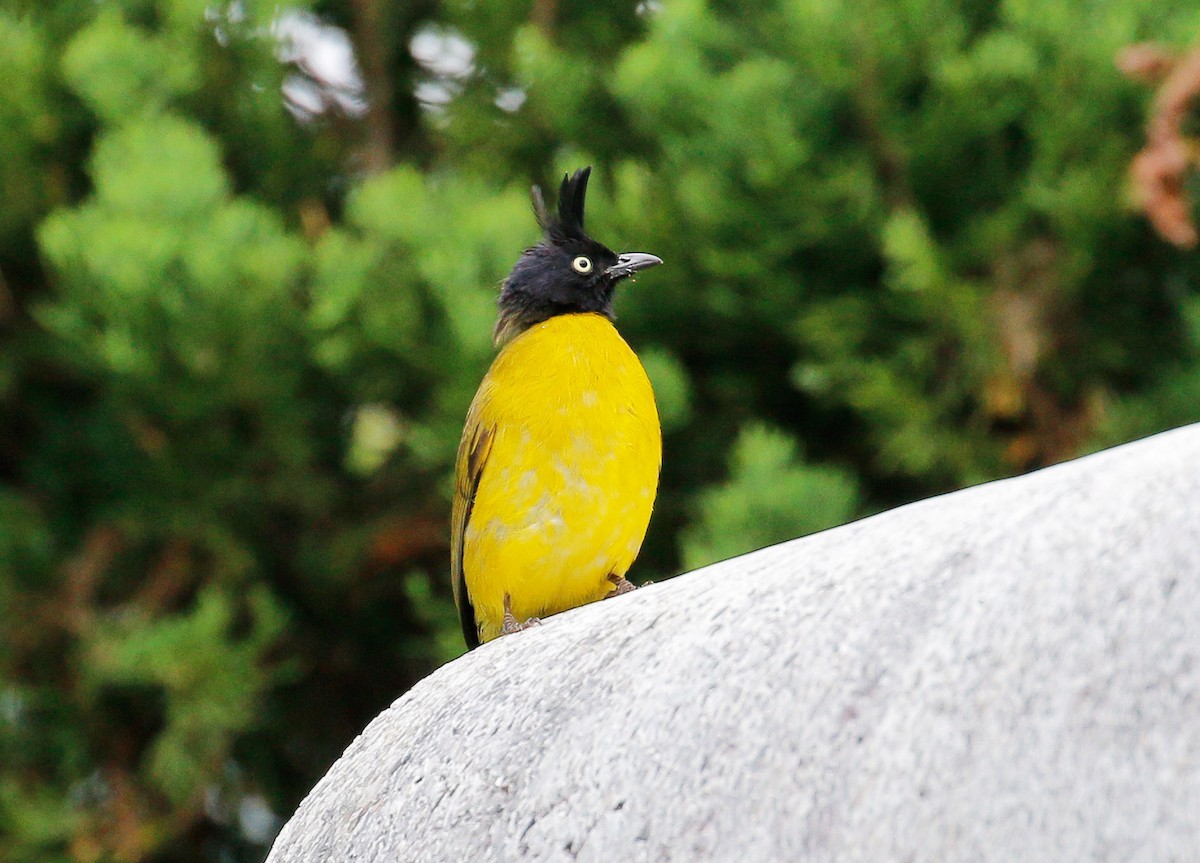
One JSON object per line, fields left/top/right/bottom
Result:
{"left": 494, "top": 166, "right": 662, "bottom": 347}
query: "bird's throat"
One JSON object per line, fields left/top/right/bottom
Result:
{"left": 493, "top": 304, "right": 614, "bottom": 349}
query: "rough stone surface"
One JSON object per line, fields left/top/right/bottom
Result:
{"left": 267, "top": 425, "right": 1200, "bottom": 863}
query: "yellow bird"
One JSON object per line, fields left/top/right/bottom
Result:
{"left": 451, "top": 167, "right": 662, "bottom": 648}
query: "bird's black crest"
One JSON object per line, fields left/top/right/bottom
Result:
{"left": 495, "top": 164, "right": 660, "bottom": 346}
{"left": 532, "top": 167, "right": 592, "bottom": 242}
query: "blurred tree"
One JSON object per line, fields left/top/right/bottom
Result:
{"left": 0, "top": 0, "right": 1198, "bottom": 860}
{"left": 0, "top": 2, "right": 458, "bottom": 861}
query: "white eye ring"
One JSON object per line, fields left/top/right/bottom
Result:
{"left": 572, "top": 256, "right": 593, "bottom": 274}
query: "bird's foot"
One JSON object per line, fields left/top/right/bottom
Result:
{"left": 607, "top": 573, "right": 637, "bottom": 596}
{"left": 501, "top": 593, "right": 541, "bottom": 636}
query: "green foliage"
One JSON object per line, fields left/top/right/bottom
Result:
{"left": 84, "top": 587, "right": 288, "bottom": 804}
{"left": 1094, "top": 297, "right": 1200, "bottom": 447}
{"left": 681, "top": 424, "right": 859, "bottom": 570}
{"left": 62, "top": 11, "right": 200, "bottom": 120}
{"left": 1, "top": 0, "right": 1198, "bottom": 860}
{"left": 0, "top": 13, "right": 56, "bottom": 245}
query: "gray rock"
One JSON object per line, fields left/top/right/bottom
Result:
{"left": 267, "top": 424, "right": 1200, "bottom": 863}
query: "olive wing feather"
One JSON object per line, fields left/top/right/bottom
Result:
{"left": 451, "top": 415, "right": 494, "bottom": 650}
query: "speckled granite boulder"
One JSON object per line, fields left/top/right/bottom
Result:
{"left": 268, "top": 424, "right": 1200, "bottom": 863}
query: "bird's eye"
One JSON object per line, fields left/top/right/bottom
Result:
{"left": 572, "top": 256, "right": 593, "bottom": 274}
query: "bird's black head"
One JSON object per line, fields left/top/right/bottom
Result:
{"left": 494, "top": 166, "right": 662, "bottom": 346}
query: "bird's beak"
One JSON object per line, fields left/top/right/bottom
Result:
{"left": 605, "top": 252, "right": 663, "bottom": 280}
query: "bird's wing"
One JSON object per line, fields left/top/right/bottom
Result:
{"left": 451, "top": 410, "right": 494, "bottom": 650}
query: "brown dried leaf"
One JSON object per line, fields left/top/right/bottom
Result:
{"left": 1122, "top": 44, "right": 1200, "bottom": 249}
{"left": 1117, "top": 43, "right": 1177, "bottom": 84}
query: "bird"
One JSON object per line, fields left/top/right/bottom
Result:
{"left": 451, "top": 166, "right": 663, "bottom": 649}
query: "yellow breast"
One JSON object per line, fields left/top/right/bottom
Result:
{"left": 452, "top": 313, "right": 661, "bottom": 644}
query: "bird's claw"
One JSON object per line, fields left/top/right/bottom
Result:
{"left": 500, "top": 593, "right": 541, "bottom": 636}
{"left": 607, "top": 574, "right": 638, "bottom": 596}
{"left": 500, "top": 615, "right": 541, "bottom": 635}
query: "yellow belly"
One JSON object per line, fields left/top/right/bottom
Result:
{"left": 454, "top": 313, "right": 661, "bottom": 643}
